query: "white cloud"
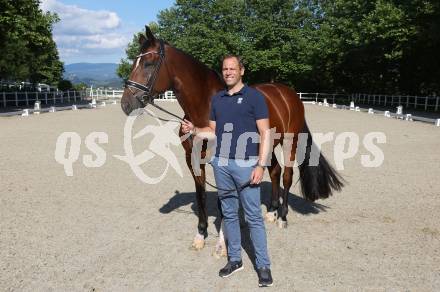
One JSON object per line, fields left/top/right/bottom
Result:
{"left": 40, "top": 0, "right": 135, "bottom": 63}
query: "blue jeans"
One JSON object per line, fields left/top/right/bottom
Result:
{"left": 211, "top": 156, "right": 271, "bottom": 269}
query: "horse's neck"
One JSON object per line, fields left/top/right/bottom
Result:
{"left": 169, "top": 49, "right": 224, "bottom": 126}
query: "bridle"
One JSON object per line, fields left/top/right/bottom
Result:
{"left": 125, "top": 40, "right": 166, "bottom": 106}
{"left": 124, "top": 38, "right": 187, "bottom": 124}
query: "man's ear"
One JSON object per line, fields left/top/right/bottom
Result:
{"left": 240, "top": 67, "right": 245, "bottom": 76}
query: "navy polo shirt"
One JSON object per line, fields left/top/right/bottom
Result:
{"left": 209, "top": 85, "right": 269, "bottom": 160}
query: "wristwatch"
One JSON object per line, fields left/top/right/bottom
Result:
{"left": 257, "top": 161, "right": 266, "bottom": 169}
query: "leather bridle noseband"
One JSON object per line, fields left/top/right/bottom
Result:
{"left": 125, "top": 40, "right": 165, "bottom": 106}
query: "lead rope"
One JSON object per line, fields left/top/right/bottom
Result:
{"left": 142, "top": 99, "right": 256, "bottom": 194}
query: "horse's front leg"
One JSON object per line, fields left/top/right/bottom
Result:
{"left": 185, "top": 152, "right": 208, "bottom": 250}
{"left": 211, "top": 198, "right": 227, "bottom": 258}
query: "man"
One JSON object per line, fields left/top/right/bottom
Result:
{"left": 181, "top": 55, "right": 273, "bottom": 287}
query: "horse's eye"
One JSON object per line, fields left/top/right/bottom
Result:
{"left": 144, "top": 61, "right": 153, "bottom": 68}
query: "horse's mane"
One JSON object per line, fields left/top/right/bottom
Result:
{"left": 168, "top": 44, "right": 226, "bottom": 88}
{"left": 141, "top": 38, "right": 225, "bottom": 88}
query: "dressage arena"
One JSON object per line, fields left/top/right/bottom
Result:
{"left": 1, "top": 101, "right": 439, "bottom": 291}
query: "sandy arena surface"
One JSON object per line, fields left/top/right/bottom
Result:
{"left": 1, "top": 101, "right": 439, "bottom": 291}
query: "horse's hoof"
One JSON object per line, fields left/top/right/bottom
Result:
{"left": 277, "top": 219, "right": 288, "bottom": 229}
{"left": 191, "top": 234, "right": 205, "bottom": 250}
{"left": 265, "top": 211, "right": 277, "bottom": 223}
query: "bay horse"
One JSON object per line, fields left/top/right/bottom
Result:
{"left": 121, "top": 26, "right": 344, "bottom": 250}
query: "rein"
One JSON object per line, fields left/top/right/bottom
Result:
{"left": 145, "top": 101, "right": 254, "bottom": 194}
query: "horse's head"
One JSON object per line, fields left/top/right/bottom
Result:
{"left": 121, "top": 26, "right": 172, "bottom": 115}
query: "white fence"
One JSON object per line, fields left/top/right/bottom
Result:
{"left": 298, "top": 92, "right": 440, "bottom": 111}
{"left": 3, "top": 89, "right": 437, "bottom": 112}
{"left": 1, "top": 90, "right": 87, "bottom": 108}
{"left": 88, "top": 89, "right": 176, "bottom": 100}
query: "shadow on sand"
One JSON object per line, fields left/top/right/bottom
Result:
{"left": 159, "top": 181, "right": 329, "bottom": 269}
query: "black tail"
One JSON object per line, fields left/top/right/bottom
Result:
{"left": 298, "top": 123, "right": 344, "bottom": 201}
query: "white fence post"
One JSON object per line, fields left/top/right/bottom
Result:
{"left": 424, "top": 96, "right": 428, "bottom": 111}
{"left": 2, "top": 92, "right": 6, "bottom": 108}
{"left": 53, "top": 92, "right": 56, "bottom": 104}
{"left": 15, "top": 92, "right": 18, "bottom": 106}
{"left": 67, "top": 90, "right": 70, "bottom": 103}
{"left": 436, "top": 97, "right": 439, "bottom": 111}
{"left": 315, "top": 93, "right": 318, "bottom": 103}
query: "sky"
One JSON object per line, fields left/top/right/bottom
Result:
{"left": 40, "top": 0, "right": 176, "bottom": 64}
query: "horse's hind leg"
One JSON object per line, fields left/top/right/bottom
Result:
{"left": 278, "top": 167, "right": 293, "bottom": 228}
{"left": 277, "top": 136, "right": 298, "bottom": 228}
{"left": 265, "top": 153, "right": 281, "bottom": 223}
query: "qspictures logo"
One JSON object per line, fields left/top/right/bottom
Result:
{"left": 54, "top": 108, "right": 190, "bottom": 183}
{"left": 54, "top": 108, "right": 387, "bottom": 184}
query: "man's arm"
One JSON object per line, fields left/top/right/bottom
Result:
{"left": 181, "top": 119, "right": 216, "bottom": 139}
{"left": 256, "top": 118, "right": 271, "bottom": 166}
{"left": 250, "top": 118, "right": 270, "bottom": 184}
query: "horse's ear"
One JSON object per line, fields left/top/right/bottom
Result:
{"left": 138, "top": 34, "right": 147, "bottom": 46}
{"left": 145, "top": 25, "right": 156, "bottom": 43}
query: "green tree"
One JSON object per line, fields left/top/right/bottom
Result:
{"left": 57, "top": 79, "right": 73, "bottom": 91}
{"left": 0, "top": 0, "right": 63, "bottom": 85}
{"left": 119, "top": 0, "right": 440, "bottom": 95}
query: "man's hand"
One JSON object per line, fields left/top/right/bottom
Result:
{"left": 250, "top": 165, "right": 264, "bottom": 185}
{"left": 181, "top": 119, "right": 194, "bottom": 134}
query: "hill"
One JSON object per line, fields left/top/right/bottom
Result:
{"left": 64, "top": 63, "right": 122, "bottom": 88}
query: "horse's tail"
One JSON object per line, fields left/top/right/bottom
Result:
{"left": 298, "top": 123, "right": 344, "bottom": 201}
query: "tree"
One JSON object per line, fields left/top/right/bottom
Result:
{"left": 58, "top": 79, "right": 73, "bottom": 91}
{"left": 0, "top": 0, "right": 63, "bottom": 85}
{"left": 118, "top": 0, "right": 440, "bottom": 95}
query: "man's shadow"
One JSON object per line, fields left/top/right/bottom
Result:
{"left": 159, "top": 181, "right": 328, "bottom": 269}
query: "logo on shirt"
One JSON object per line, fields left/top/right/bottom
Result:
{"left": 237, "top": 97, "right": 243, "bottom": 104}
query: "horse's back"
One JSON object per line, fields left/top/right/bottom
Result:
{"left": 252, "top": 83, "right": 305, "bottom": 134}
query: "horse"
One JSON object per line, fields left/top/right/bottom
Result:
{"left": 121, "top": 26, "right": 344, "bottom": 251}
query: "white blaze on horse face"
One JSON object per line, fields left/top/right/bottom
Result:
{"left": 334, "top": 132, "right": 359, "bottom": 170}
{"left": 309, "top": 132, "right": 335, "bottom": 166}
{"left": 135, "top": 57, "right": 141, "bottom": 69}
{"left": 361, "top": 132, "right": 386, "bottom": 168}
{"left": 54, "top": 132, "right": 81, "bottom": 176}
{"left": 83, "top": 132, "right": 108, "bottom": 168}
